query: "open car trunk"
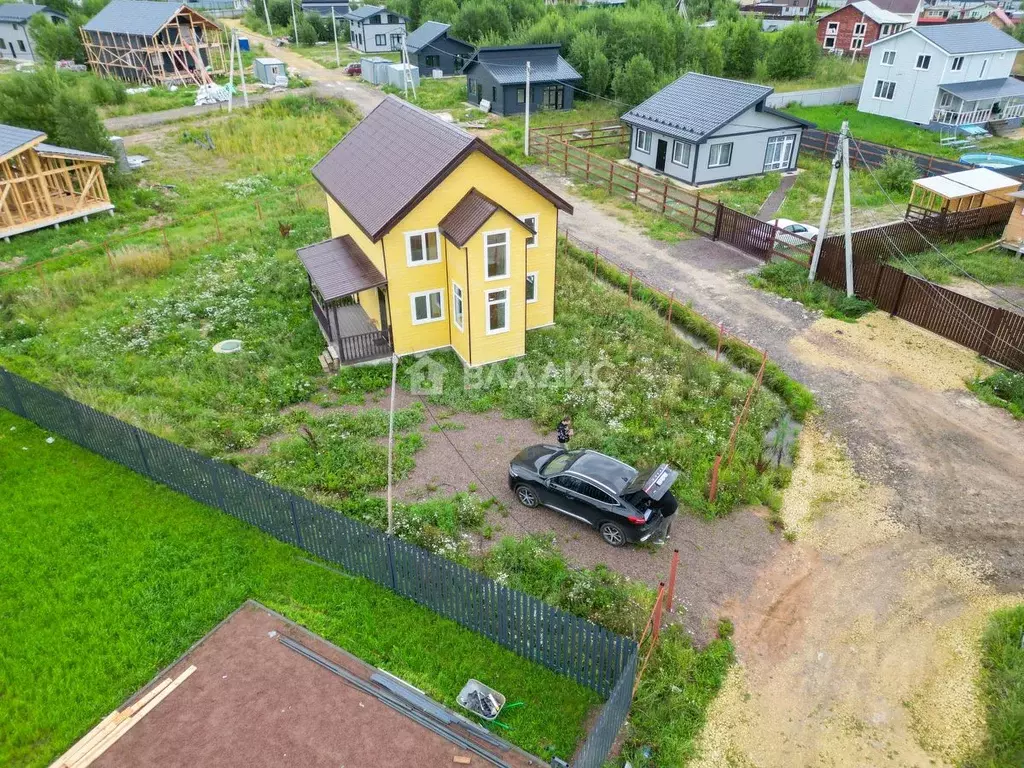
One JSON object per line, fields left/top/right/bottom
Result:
{"left": 623, "top": 463, "right": 679, "bottom": 519}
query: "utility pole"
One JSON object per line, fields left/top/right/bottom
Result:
{"left": 332, "top": 6, "right": 340, "bottom": 67}
{"left": 237, "top": 32, "right": 249, "bottom": 109}
{"left": 524, "top": 60, "right": 531, "bottom": 157}
{"left": 227, "top": 29, "right": 235, "bottom": 113}
{"left": 262, "top": 0, "right": 273, "bottom": 36}
{"left": 290, "top": 0, "right": 299, "bottom": 46}
{"left": 841, "top": 122, "right": 854, "bottom": 296}
{"left": 809, "top": 120, "right": 846, "bottom": 283}
{"left": 400, "top": 31, "right": 416, "bottom": 100}
{"left": 386, "top": 353, "right": 398, "bottom": 537}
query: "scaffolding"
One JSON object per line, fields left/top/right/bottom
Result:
{"left": 81, "top": 5, "right": 226, "bottom": 86}
{"left": 0, "top": 137, "right": 114, "bottom": 241}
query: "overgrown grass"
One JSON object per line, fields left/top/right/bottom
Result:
{"left": 760, "top": 55, "right": 866, "bottom": 93}
{"left": 0, "top": 410, "right": 598, "bottom": 767}
{"left": 489, "top": 100, "right": 621, "bottom": 165}
{"left": 711, "top": 173, "right": 783, "bottom": 217}
{"left": 784, "top": 103, "right": 1024, "bottom": 160}
{"left": 893, "top": 239, "right": 1024, "bottom": 286}
{"left": 382, "top": 77, "right": 467, "bottom": 110}
{"left": 967, "top": 604, "right": 1024, "bottom": 768}
{"left": 750, "top": 259, "right": 875, "bottom": 321}
{"left": 568, "top": 181, "right": 696, "bottom": 243}
{"left": 969, "top": 369, "right": 1024, "bottom": 419}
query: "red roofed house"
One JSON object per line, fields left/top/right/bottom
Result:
{"left": 817, "top": 0, "right": 910, "bottom": 55}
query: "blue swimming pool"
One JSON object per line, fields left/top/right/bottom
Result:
{"left": 959, "top": 152, "right": 1024, "bottom": 170}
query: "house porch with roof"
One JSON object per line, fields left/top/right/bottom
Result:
{"left": 0, "top": 124, "right": 114, "bottom": 241}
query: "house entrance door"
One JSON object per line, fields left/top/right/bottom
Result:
{"left": 655, "top": 139, "right": 668, "bottom": 172}
{"left": 377, "top": 288, "right": 389, "bottom": 331}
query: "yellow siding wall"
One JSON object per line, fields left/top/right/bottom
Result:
{"left": 323, "top": 151, "right": 559, "bottom": 365}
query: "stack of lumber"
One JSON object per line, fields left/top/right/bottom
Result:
{"left": 49, "top": 665, "right": 196, "bottom": 768}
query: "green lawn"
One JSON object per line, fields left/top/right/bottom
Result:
{"left": 0, "top": 409, "right": 599, "bottom": 767}
{"left": 785, "top": 103, "right": 1024, "bottom": 160}
{"left": 382, "top": 76, "right": 467, "bottom": 111}
{"left": 969, "top": 370, "right": 1024, "bottom": 419}
{"left": 893, "top": 238, "right": 1024, "bottom": 286}
{"left": 970, "top": 604, "right": 1024, "bottom": 767}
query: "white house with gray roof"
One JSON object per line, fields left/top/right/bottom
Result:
{"left": 621, "top": 73, "right": 812, "bottom": 186}
{"left": 0, "top": 4, "right": 66, "bottom": 62}
{"left": 343, "top": 5, "right": 408, "bottom": 53}
{"left": 857, "top": 22, "right": 1024, "bottom": 126}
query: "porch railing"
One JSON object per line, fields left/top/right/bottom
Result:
{"left": 338, "top": 329, "right": 393, "bottom": 364}
{"left": 932, "top": 107, "right": 992, "bottom": 126}
{"left": 997, "top": 103, "right": 1024, "bottom": 120}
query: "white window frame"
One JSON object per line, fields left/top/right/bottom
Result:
{"left": 851, "top": 37, "right": 864, "bottom": 50}
{"left": 881, "top": 49, "right": 896, "bottom": 65}
{"left": 520, "top": 214, "right": 538, "bottom": 248}
{"left": 880, "top": 23, "right": 891, "bottom": 36}
{"left": 671, "top": 140, "right": 691, "bottom": 167}
{"left": 485, "top": 288, "right": 510, "bottom": 335}
{"left": 980, "top": 58, "right": 989, "bottom": 77}
{"left": 915, "top": 54, "right": 931, "bottom": 70}
{"left": 374, "top": 33, "right": 387, "bottom": 46}
{"left": 635, "top": 128, "right": 651, "bottom": 153}
{"left": 853, "top": 22, "right": 866, "bottom": 35}
{"left": 483, "top": 229, "right": 510, "bottom": 281}
{"left": 823, "top": 36, "right": 836, "bottom": 49}
{"left": 873, "top": 79, "right": 896, "bottom": 100}
{"left": 764, "top": 134, "right": 796, "bottom": 172}
{"left": 707, "top": 142, "right": 733, "bottom": 168}
{"left": 452, "top": 282, "right": 464, "bottom": 330}
{"left": 410, "top": 289, "right": 444, "bottom": 325}
{"left": 526, "top": 272, "right": 538, "bottom": 304}
{"left": 951, "top": 55, "right": 964, "bottom": 71}
{"left": 826, "top": 21, "right": 839, "bottom": 33}
{"left": 405, "top": 228, "right": 441, "bottom": 266}
{"left": 939, "top": 91, "right": 954, "bottom": 108}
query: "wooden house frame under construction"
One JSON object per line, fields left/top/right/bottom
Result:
{"left": 80, "top": 0, "right": 226, "bottom": 86}
{"left": 0, "top": 124, "right": 114, "bottom": 241}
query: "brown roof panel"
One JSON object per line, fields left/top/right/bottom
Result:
{"left": 296, "top": 235, "right": 386, "bottom": 302}
{"left": 440, "top": 188, "right": 534, "bottom": 247}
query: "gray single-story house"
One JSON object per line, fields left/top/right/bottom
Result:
{"left": 460, "top": 43, "right": 581, "bottom": 116}
{"left": 405, "top": 20, "right": 472, "bottom": 76}
{"left": 621, "top": 72, "right": 813, "bottom": 186}
{"left": 343, "top": 4, "right": 407, "bottom": 53}
{"left": 0, "top": 4, "right": 66, "bottom": 62}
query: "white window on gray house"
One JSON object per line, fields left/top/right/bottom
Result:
{"left": 915, "top": 54, "right": 931, "bottom": 70}
{"left": 375, "top": 34, "right": 386, "bottom": 46}
{"left": 764, "top": 134, "right": 796, "bottom": 171}
{"left": 882, "top": 50, "right": 896, "bottom": 65}
{"left": 708, "top": 143, "right": 733, "bottom": 168}
{"left": 873, "top": 79, "right": 896, "bottom": 100}
{"left": 18, "top": 39, "right": 25, "bottom": 52}
{"left": 671, "top": 140, "right": 691, "bottom": 167}
{"left": 980, "top": 58, "right": 989, "bottom": 77}
{"left": 951, "top": 56, "right": 964, "bottom": 70}
{"left": 635, "top": 128, "right": 651, "bottom": 153}
{"left": 853, "top": 22, "right": 866, "bottom": 35}
{"left": 939, "top": 91, "right": 954, "bottom": 108}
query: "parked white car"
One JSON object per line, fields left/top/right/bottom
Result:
{"left": 768, "top": 218, "right": 819, "bottom": 245}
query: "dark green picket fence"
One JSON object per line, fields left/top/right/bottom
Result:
{"left": 0, "top": 366, "right": 637, "bottom": 768}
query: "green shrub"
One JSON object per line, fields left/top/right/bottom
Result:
{"left": 876, "top": 151, "right": 919, "bottom": 194}
{"left": 967, "top": 604, "right": 1024, "bottom": 768}
{"left": 969, "top": 370, "right": 1024, "bottom": 419}
{"left": 750, "top": 259, "right": 874, "bottom": 322}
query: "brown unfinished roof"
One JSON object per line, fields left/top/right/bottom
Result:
{"left": 311, "top": 96, "right": 572, "bottom": 243}
{"left": 439, "top": 188, "right": 534, "bottom": 247}
{"left": 296, "top": 235, "right": 386, "bottom": 302}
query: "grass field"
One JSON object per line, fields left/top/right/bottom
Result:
{"left": 970, "top": 604, "right": 1024, "bottom": 767}
{"left": 382, "top": 76, "right": 467, "bottom": 110}
{"left": 894, "top": 238, "right": 1024, "bottom": 286}
{"left": 760, "top": 55, "right": 867, "bottom": 93}
{"left": 0, "top": 410, "right": 599, "bottom": 766}
{"left": 784, "top": 103, "right": 1024, "bottom": 160}
{"left": 969, "top": 369, "right": 1024, "bottom": 419}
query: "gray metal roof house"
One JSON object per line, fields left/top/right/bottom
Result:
{"left": 461, "top": 44, "right": 581, "bottom": 116}
{"left": 621, "top": 72, "right": 812, "bottom": 186}
{"left": 405, "top": 21, "right": 473, "bottom": 76}
{"left": 0, "top": 4, "right": 67, "bottom": 62}
{"left": 343, "top": 4, "right": 408, "bottom": 53}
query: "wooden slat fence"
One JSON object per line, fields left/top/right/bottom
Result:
{"left": 532, "top": 125, "right": 1024, "bottom": 372}
{"left": 905, "top": 201, "right": 1014, "bottom": 241}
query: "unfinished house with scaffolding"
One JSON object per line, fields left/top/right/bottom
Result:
{"left": 0, "top": 124, "right": 114, "bottom": 241}
{"left": 80, "top": 0, "right": 226, "bottom": 86}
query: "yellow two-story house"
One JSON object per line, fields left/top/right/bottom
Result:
{"left": 297, "top": 96, "right": 573, "bottom": 368}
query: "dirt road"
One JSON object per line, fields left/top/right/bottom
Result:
{"left": 532, "top": 169, "right": 1024, "bottom": 765}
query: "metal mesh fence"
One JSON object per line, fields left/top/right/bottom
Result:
{"left": 0, "top": 367, "right": 638, "bottom": 765}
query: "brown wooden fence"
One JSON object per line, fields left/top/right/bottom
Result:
{"left": 532, "top": 123, "right": 1024, "bottom": 372}
{"left": 801, "top": 129, "right": 972, "bottom": 176}
{"left": 905, "top": 201, "right": 1014, "bottom": 241}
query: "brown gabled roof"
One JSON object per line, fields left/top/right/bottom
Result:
{"left": 311, "top": 96, "right": 572, "bottom": 243}
{"left": 439, "top": 188, "right": 535, "bottom": 247}
{"left": 296, "top": 235, "right": 386, "bottom": 303}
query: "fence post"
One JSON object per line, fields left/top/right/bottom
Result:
{"left": 131, "top": 427, "right": 151, "bottom": 477}
{"left": 708, "top": 455, "right": 722, "bottom": 502}
{"left": 890, "top": 271, "right": 910, "bottom": 318}
{"left": 289, "top": 497, "right": 305, "bottom": 548}
{"left": 712, "top": 201, "right": 724, "bottom": 241}
{"left": 386, "top": 535, "right": 398, "bottom": 592}
{"left": 665, "top": 549, "right": 679, "bottom": 613}
{"left": 661, "top": 181, "right": 668, "bottom": 215}
{"left": 693, "top": 192, "right": 701, "bottom": 233}
{"left": 608, "top": 159, "right": 614, "bottom": 195}
{"left": 1, "top": 367, "right": 26, "bottom": 417}
{"left": 653, "top": 583, "right": 665, "bottom": 643}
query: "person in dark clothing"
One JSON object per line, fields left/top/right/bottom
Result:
{"left": 556, "top": 417, "right": 574, "bottom": 449}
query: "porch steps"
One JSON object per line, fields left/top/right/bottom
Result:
{"left": 318, "top": 350, "right": 339, "bottom": 374}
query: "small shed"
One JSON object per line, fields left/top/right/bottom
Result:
{"left": 1000, "top": 190, "right": 1024, "bottom": 253}
{"left": 385, "top": 62, "right": 419, "bottom": 89}
{"left": 253, "top": 57, "right": 287, "bottom": 86}
{"left": 909, "top": 168, "right": 1021, "bottom": 213}
{"left": 360, "top": 56, "right": 391, "bottom": 85}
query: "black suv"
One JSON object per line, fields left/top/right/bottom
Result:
{"left": 508, "top": 445, "right": 678, "bottom": 547}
